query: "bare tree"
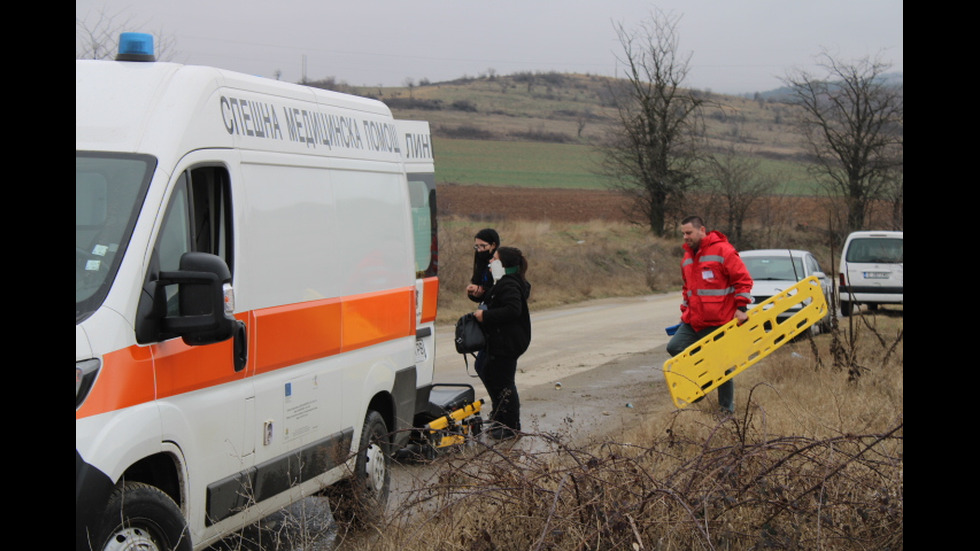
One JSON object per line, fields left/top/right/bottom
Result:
{"left": 76, "top": 5, "right": 124, "bottom": 60}
{"left": 576, "top": 111, "right": 590, "bottom": 139}
{"left": 883, "top": 169, "right": 903, "bottom": 230}
{"left": 599, "top": 9, "right": 705, "bottom": 237}
{"left": 881, "top": 138, "right": 904, "bottom": 230}
{"left": 784, "top": 52, "right": 903, "bottom": 235}
{"left": 77, "top": 5, "right": 177, "bottom": 61}
{"left": 702, "top": 143, "right": 775, "bottom": 244}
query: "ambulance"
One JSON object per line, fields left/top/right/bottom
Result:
{"left": 76, "top": 33, "right": 448, "bottom": 550}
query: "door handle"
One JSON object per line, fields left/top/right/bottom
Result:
{"left": 233, "top": 320, "right": 247, "bottom": 372}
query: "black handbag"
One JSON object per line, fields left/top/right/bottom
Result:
{"left": 454, "top": 313, "right": 486, "bottom": 355}
{"left": 454, "top": 313, "right": 486, "bottom": 376}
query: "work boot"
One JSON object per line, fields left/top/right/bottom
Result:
{"left": 487, "top": 423, "right": 519, "bottom": 440}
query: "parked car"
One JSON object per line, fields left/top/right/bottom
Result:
{"left": 838, "top": 231, "right": 903, "bottom": 316}
{"left": 740, "top": 249, "right": 833, "bottom": 333}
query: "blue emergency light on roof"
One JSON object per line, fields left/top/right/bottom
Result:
{"left": 116, "top": 32, "right": 156, "bottom": 62}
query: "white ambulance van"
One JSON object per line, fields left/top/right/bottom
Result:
{"left": 77, "top": 33, "right": 442, "bottom": 550}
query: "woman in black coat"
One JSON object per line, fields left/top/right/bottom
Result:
{"left": 466, "top": 228, "right": 499, "bottom": 379}
{"left": 466, "top": 228, "right": 499, "bottom": 303}
{"left": 473, "top": 246, "right": 531, "bottom": 439}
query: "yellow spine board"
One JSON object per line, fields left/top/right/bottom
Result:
{"left": 435, "top": 434, "right": 466, "bottom": 447}
{"left": 424, "top": 399, "right": 484, "bottom": 447}
{"left": 662, "top": 276, "right": 828, "bottom": 409}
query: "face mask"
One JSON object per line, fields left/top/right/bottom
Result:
{"left": 475, "top": 249, "right": 493, "bottom": 264}
{"left": 490, "top": 259, "right": 505, "bottom": 282}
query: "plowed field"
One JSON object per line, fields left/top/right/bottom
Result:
{"left": 439, "top": 184, "right": 835, "bottom": 226}
{"left": 438, "top": 184, "right": 633, "bottom": 223}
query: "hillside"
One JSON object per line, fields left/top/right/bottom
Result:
{"left": 313, "top": 72, "right": 812, "bottom": 186}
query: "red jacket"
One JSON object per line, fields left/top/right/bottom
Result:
{"left": 679, "top": 231, "right": 754, "bottom": 332}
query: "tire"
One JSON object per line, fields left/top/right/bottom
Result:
{"left": 814, "top": 311, "right": 831, "bottom": 335}
{"left": 840, "top": 301, "right": 854, "bottom": 317}
{"left": 92, "top": 481, "right": 191, "bottom": 551}
{"left": 328, "top": 411, "right": 391, "bottom": 527}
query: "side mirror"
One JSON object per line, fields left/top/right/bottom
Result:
{"left": 136, "top": 252, "right": 237, "bottom": 346}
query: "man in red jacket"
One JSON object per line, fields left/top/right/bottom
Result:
{"left": 666, "top": 216, "right": 754, "bottom": 415}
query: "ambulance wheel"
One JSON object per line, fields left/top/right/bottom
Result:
{"left": 329, "top": 411, "right": 390, "bottom": 527}
{"left": 93, "top": 481, "right": 191, "bottom": 551}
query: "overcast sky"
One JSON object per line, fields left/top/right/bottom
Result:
{"left": 76, "top": 0, "right": 902, "bottom": 95}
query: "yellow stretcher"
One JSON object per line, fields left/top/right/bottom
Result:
{"left": 423, "top": 398, "right": 485, "bottom": 448}
{"left": 394, "top": 388, "right": 485, "bottom": 462}
{"left": 662, "top": 276, "right": 828, "bottom": 409}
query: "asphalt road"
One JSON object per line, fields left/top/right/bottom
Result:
{"left": 430, "top": 291, "right": 685, "bottom": 436}
{"left": 386, "top": 292, "right": 688, "bottom": 511}
{"left": 436, "top": 292, "right": 682, "bottom": 387}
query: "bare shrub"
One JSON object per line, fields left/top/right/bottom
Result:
{"left": 356, "top": 413, "right": 901, "bottom": 550}
{"left": 440, "top": 125, "right": 498, "bottom": 140}
{"left": 345, "top": 307, "right": 903, "bottom": 551}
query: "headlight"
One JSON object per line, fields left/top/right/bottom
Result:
{"left": 76, "top": 359, "right": 101, "bottom": 409}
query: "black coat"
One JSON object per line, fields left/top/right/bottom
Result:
{"left": 468, "top": 265, "right": 494, "bottom": 303}
{"left": 480, "top": 274, "right": 532, "bottom": 359}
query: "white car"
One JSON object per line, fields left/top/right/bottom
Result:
{"left": 740, "top": 249, "right": 833, "bottom": 333}
{"left": 838, "top": 231, "right": 903, "bottom": 316}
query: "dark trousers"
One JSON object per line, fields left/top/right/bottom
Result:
{"left": 475, "top": 352, "right": 521, "bottom": 430}
{"left": 666, "top": 323, "right": 735, "bottom": 412}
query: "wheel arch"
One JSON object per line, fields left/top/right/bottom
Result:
{"left": 120, "top": 448, "right": 185, "bottom": 510}
{"left": 366, "top": 391, "right": 394, "bottom": 439}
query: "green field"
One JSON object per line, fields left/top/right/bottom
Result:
{"left": 434, "top": 138, "right": 606, "bottom": 189}
{"left": 433, "top": 136, "right": 819, "bottom": 194}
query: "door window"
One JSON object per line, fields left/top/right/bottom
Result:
{"left": 157, "top": 166, "right": 233, "bottom": 314}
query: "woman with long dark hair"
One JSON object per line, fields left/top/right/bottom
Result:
{"left": 466, "top": 228, "right": 499, "bottom": 303}
{"left": 473, "top": 246, "right": 531, "bottom": 439}
{"left": 466, "top": 228, "right": 499, "bottom": 379}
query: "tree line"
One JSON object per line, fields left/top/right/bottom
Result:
{"left": 598, "top": 9, "right": 903, "bottom": 241}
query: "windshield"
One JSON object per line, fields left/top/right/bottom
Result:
{"left": 76, "top": 152, "right": 155, "bottom": 323}
{"left": 846, "top": 238, "right": 903, "bottom": 264}
{"left": 743, "top": 255, "right": 804, "bottom": 281}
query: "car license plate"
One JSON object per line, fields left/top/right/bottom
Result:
{"left": 863, "top": 271, "right": 888, "bottom": 279}
{"left": 415, "top": 338, "right": 427, "bottom": 362}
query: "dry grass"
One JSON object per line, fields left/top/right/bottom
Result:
{"left": 343, "top": 309, "right": 902, "bottom": 551}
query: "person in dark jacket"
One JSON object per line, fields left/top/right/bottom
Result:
{"left": 466, "top": 228, "right": 499, "bottom": 303}
{"left": 473, "top": 246, "right": 531, "bottom": 439}
{"left": 466, "top": 228, "right": 500, "bottom": 379}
